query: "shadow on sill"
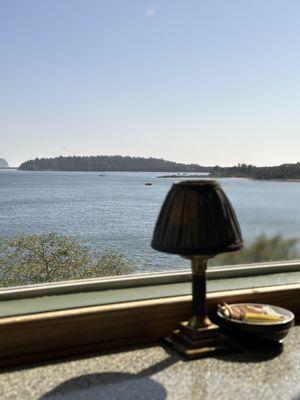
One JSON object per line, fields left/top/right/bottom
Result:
{"left": 39, "top": 354, "right": 179, "bottom": 400}
{"left": 40, "top": 372, "right": 167, "bottom": 400}
{"left": 38, "top": 342, "right": 284, "bottom": 400}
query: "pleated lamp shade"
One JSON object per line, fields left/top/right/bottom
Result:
{"left": 151, "top": 180, "right": 243, "bottom": 256}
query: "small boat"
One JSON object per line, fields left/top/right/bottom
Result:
{"left": 145, "top": 182, "right": 152, "bottom": 186}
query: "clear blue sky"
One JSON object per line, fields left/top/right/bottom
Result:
{"left": 1, "top": 0, "right": 300, "bottom": 167}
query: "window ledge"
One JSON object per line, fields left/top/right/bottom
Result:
{"left": 1, "top": 269, "right": 300, "bottom": 319}
{"left": 0, "top": 282, "right": 299, "bottom": 368}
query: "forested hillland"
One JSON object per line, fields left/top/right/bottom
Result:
{"left": 19, "top": 156, "right": 300, "bottom": 180}
{"left": 210, "top": 163, "right": 300, "bottom": 180}
{"left": 19, "top": 155, "right": 213, "bottom": 172}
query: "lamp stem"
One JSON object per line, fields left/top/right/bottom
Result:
{"left": 188, "top": 256, "right": 211, "bottom": 329}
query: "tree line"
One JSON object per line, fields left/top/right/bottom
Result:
{"left": 19, "top": 155, "right": 212, "bottom": 172}
{"left": 211, "top": 163, "right": 300, "bottom": 180}
{"left": 19, "top": 156, "right": 300, "bottom": 180}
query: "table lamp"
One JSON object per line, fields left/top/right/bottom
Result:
{"left": 152, "top": 180, "right": 243, "bottom": 358}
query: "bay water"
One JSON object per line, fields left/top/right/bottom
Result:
{"left": 0, "top": 169, "right": 299, "bottom": 272}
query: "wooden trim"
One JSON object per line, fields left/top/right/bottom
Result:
{"left": 1, "top": 284, "right": 300, "bottom": 368}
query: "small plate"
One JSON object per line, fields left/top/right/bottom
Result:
{"left": 217, "top": 303, "right": 294, "bottom": 343}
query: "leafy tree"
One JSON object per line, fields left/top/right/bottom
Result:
{"left": 212, "top": 234, "right": 299, "bottom": 266}
{"left": 0, "top": 233, "right": 134, "bottom": 287}
{"left": 0, "top": 233, "right": 299, "bottom": 287}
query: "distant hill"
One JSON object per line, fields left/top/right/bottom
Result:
{"left": 18, "top": 157, "right": 300, "bottom": 180}
{"left": 211, "top": 163, "right": 300, "bottom": 180}
{"left": 0, "top": 158, "right": 9, "bottom": 168}
{"left": 19, "top": 155, "right": 213, "bottom": 173}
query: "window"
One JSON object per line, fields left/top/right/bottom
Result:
{"left": 0, "top": 3, "right": 299, "bottom": 294}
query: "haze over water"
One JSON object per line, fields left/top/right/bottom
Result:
{"left": 1, "top": 170, "right": 300, "bottom": 272}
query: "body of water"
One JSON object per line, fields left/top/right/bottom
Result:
{"left": 0, "top": 170, "right": 300, "bottom": 272}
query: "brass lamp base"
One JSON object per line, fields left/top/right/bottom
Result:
{"left": 165, "top": 321, "right": 233, "bottom": 359}
{"left": 163, "top": 257, "right": 236, "bottom": 359}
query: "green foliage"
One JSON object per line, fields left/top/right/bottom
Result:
{"left": 19, "top": 156, "right": 300, "bottom": 179}
{"left": 211, "top": 234, "right": 299, "bottom": 266}
{"left": 211, "top": 162, "right": 300, "bottom": 180}
{"left": 0, "top": 233, "right": 298, "bottom": 287}
{"left": 0, "top": 233, "right": 135, "bottom": 287}
{"left": 90, "top": 248, "right": 135, "bottom": 277}
{"left": 18, "top": 155, "right": 212, "bottom": 173}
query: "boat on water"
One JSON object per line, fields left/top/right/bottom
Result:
{"left": 145, "top": 182, "right": 152, "bottom": 186}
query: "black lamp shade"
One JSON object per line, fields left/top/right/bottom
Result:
{"left": 151, "top": 180, "right": 243, "bottom": 256}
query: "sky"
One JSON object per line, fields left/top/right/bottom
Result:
{"left": 1, "top": 0, "right": 300, "bottom": 167}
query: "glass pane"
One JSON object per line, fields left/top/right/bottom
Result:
{"left": 1, "top": 1, "right": 300, "bottom": 287}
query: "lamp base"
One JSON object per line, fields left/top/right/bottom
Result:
{"left": 165, "top": 321, "right": 234, "bottom": 359}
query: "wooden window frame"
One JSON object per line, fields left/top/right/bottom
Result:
{"left": 1, "top": 282, "right": 300, "bottom": 368}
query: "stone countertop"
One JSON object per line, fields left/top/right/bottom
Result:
{"left": 1, "top": 327, "right": 300, "bottom": 400}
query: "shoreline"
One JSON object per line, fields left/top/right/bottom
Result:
{"left": 156, "top": 174, "right": 209, "bottom": 178}
{"left": 157, "top": 174, "right": 300, "bottom": 182}
{"left": 6, "top": 169, "right": 300, "bottom": 182}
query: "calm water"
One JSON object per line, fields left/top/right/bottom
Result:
{"left": 0, "top": 170, "right": 300, "bottom": 272}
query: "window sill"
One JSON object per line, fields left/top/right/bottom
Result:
{"left": 1, "top": 269, "right": 300, "bottom": 319}
{"left": 0, "top": 282, "right": 300, "bottom": 368}
{"left": 2, "top": 326, "right": 300, "bottom": 399}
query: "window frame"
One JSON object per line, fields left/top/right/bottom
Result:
{"left": 0, "top": 261, "right": 300, "bottom": 368}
